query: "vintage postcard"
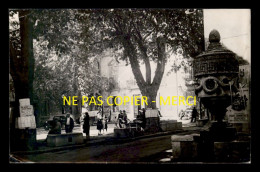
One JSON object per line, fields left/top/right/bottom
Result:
{"left": 9, "top": 9, "right": 251, "bottom": 164}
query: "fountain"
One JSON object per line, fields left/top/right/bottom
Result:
{"left": 171, "top": 30, "right": 250, "bottom": 162}
{"left": 193, "top": 29, "right": 239, "bottom": 141}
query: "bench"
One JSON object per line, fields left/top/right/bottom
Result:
{"left": 160, "top": 121, "right": 182, "bottom": 132}
{"left": 114, "top": 128, "right": 139, "bottom": 138}
{"left": 47, "top": 132, "right": 84, "bottom": 147}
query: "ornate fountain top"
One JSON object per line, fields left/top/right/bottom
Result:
{"left": 209, "top": 29, "right": 220, "bottom": 42}
{"left": 193, "top": 29, "right": 239, "bottom": 77}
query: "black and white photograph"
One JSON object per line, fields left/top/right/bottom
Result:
{"left": 9, "top": 8, "right": 251, "bottom": 164}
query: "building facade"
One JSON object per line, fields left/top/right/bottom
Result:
{"left": 95, "top": 50, "right": 194, "bottom": 122}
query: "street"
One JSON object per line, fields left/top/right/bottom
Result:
{"left": 13, "top": 129, "right": 199, "bottom": 163}
{"left": 36, "top": 120, "right": 194, "bottom": 140}
{"left": 36, "top": 123, "right": 115, "bottom": 140}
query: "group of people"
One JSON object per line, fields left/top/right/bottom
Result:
{"left": 135, "top": 108, "right": 146, "bottom": 130}
{"left": 116, "top": 110, "right": 129, "bottom": 128}
{"left": 178, "top": 107, "right": 198, "bottom": 123}
{"left": 48, "top": 112, "right": 90, "bottom": 140}
{"left": 117, "top": 108, "right": 162, "bottom": 131}
{"left": 48, "top": 107, "right": 169, "bottom": 139}
{"left": 48, "top": 113, "right": 75, "bottom": 136}
{"left": 81, "top": 112, "right": 109, "bottom": 138}
{"left": 81, "top": 112, "right": 109, "bottom": 137}
{"left": 96, "top": 117, "right": 108, "bottom": 135}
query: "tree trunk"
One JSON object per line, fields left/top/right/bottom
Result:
{"left": 72, "top": 60, "right": 82, "bottom": 121}
{"left": 10, "top": 10, "right": 34, "bottom": 123}
{"left": 19, "top": 10, "right": 34, "bottom": 101}
{"left": 9, "top": 10, "right": 35, "bottom": 151}
{"left": 122, "top": 36, "right": 166, "bottom": 110}
{"left": 145, "top": 91, "right": 157, "bottom": 109}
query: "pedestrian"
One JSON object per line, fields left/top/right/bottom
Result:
{"left": 48, "top": 118, "right": 61, "bottom": 134}
{"left": 140, "top": 108, "right": 146, "bottom": 130}
{"left": 102, "top": 117, "right": 108, "bottom": 133}
{"left": 191, "top": 107, "right": 198, "bottom": 123}
{"left": 179, "top": 110, "right": 185, "bottom": 120}
{"left": 117, "top": 110, "right": 123, "bottom": 128}
{"left": 118, "top": 110, "right": 123, "bottom": 119}
{"left": 122, "top": 110, "right": 128, "bottom": 127}
{"left": 65, "top": 113, "right": 74, "bottom": 133}
{"left": 83, "top": 112, "right": 90, "bottom": 140}
{"left": 97, "top": 107, "right": 102, "bottom": 119}
{"left": 97, "top": 118, "right": 103, "bottom": 135}
{"left": 109, "top": 110, "right": 111, "bottom": 122}
{"left": 157, "top": 109, "right": 162, "bottom": 117}
{"left": 157, "top": 109, "right": 162, "bottom": 131}
{"left": 79, "top": 113, "right": 85, "bottom": 133}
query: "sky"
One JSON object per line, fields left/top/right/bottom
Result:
{"left": 203, "top": 9, "right": 251, "bottom": 63}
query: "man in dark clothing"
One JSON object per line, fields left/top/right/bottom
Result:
{"left": 140, "top": 108, "right": 146, "bottom": 130}
{"left": 191, "top": 107, "right": 198, "bottom": 123}
{"left": 122, "top": 110, "right": 128, "bottom": 125}
{"left": 48, "top": 118, "right": 61, "bottom": 134}
{"left": 117, "top": 110, "right": 123, "bottom": 128}
{"left": 118, "top": 110, "right": 123, "bottom": 119}
{"left": 65, "top": 113, "right": 74, "bottom": 133}
{"left": 83, "top": 112, "right": 90, "bottom": 140}
{"left": 97, "top": 119, "right": 103, "bottom": 135}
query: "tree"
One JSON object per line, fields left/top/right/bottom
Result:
{"left": 9, "top": 9, "right": 90, "bottom": 115}
{"left": 84, "top": 9, "right": 205, "bottom": 109}
{"left": 30, "top": 10, "right": 105, "bottom": 119}
{"left": 10, "top": 10, "right": 33, "bottom": 103}
{"left": 9, "top": 9, "right": 97, "bottom": 149}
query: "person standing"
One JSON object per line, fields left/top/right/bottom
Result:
{"left": 79, "top": 113, "right": 85, "bottom": 133}
{"left": 118, "top": 110, "right": 123, "bottom": 119}
{"left": 157, "top": 109, "right": 162, "bottom": 131}
{"left": 65, "top": 113, "right": 74, "bottom": 133}
{"left": 102, "top": 117, "right": 108, "bottom": 134}
{"left": 122, "top": 110, "right": 128, "bottom": 127}
{"left": 117, "top": 110, "right": 123, "bottom": 128}
{"left": 140, "top": 108, "right": 146, "bottom": 130}
{"left": 157, "top": 109, "right": 162, "bottom": 117}
{"left": 97, "top": 118, "right": 103, "bottom": 135}
{"left": 83, "top": 112, "right": 90, "bottom": 140}
{"left": 191, "top": 107, "right": 198, "bottom": 123}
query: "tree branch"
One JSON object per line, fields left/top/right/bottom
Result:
{"left": 109, "top": 14, "right": 147, "bottom": 91}
{"left": 131, "top": 21, "right": 152, "bottom": 85}
{"left": 122, "top": 38, "right": 147, "bottom": 91}
{"left": 152, "top": 37, "right": 167, "bottom": 90}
